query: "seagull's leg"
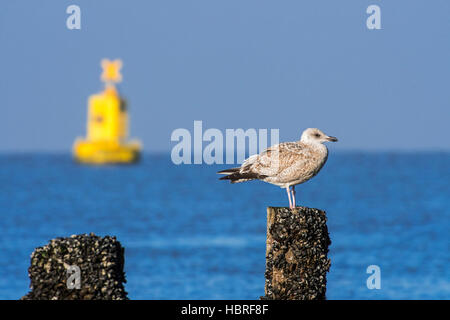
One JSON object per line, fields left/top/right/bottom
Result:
{"left": 286, "top": 186, "right": 293, "bottom": 209}
{"left": 291, "top": 186, "right": 296, "bottom": 208}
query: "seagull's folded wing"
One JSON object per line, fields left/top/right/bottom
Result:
{"left": 245, "top": 142, "right": 309, "bottom": 178}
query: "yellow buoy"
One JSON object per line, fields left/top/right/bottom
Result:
{"left": 73, "top": 59, "right": 141, "bottom": 164}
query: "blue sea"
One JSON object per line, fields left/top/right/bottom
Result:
{"left": 0, "top": 152, "right": 448, "bottom": 300}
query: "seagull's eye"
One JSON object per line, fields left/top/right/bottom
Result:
{"left": 314, "top": 133, "right": 321, "bottom": 138}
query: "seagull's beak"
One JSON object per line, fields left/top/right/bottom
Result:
{"left": 326, "top": 136, "right": 338, "bottom": 142}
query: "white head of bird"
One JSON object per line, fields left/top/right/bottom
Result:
{"left": 300, "top": 128, "right": 338, "bottom": 145}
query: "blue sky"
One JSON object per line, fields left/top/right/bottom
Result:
{"left": 1, "top": 0, "right": 449, "bottom": 151}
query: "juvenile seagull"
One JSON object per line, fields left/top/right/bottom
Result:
{"left": 218, "top": 128, "right": 338, "bottom": 209}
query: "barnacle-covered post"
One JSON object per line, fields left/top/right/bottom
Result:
{"left": 262, "top": 207, "right": 331, "bottom": 300}
{"left": 21, "top": 233, "right": 128, "bottom": 300}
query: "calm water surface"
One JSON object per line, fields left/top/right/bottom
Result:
{"left": 0, "top": 152, "right": 448, "bottom": 299}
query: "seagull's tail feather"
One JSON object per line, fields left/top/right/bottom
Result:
{"left": 219, "top": 171, "right": 267, "bottom": 184}
{"left": 217, "top": 167, "right": 240, "bottom": 175}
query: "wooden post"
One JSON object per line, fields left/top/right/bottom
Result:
{"left": 263, "top": 207, "right": 331, "bottom": 300}
{"left": 21, "top": 233, "right": 128, "bottom": 300}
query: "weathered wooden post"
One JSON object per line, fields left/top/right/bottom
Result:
{"left": 21, "top": 233, "right": 128, "bottom": 300}
{"left": 262, "top": 207, "right": 331, "bottom": 300}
